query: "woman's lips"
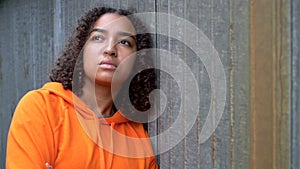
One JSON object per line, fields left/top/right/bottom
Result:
{"left": 99, "top": 61, "right": 117, "bottom": 70}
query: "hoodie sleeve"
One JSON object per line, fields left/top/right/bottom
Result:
{"left": 6, "top": 90, "right": 57, "bottom": 169}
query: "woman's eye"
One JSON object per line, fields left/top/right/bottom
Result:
{"left": 91, "top": 35, "right": 105, "bottom": 41}
{"left": 119, "top": 40, "right": 132, "bottom": 47}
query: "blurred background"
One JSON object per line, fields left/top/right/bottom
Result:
{"left": 0, "top": 0, "right": 299, "bottom": 168}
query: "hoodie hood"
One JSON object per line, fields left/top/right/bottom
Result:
{"left": 41, "top": 82, "right": 131, "bottom": 125}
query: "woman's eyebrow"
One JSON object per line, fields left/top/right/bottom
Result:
{"left": 90, "top": 28, "right": 136, "bottom": 41}
{"left": 119, "top": 32, "right": 136, "bottom": 41}
{"left": 90, "top": 28, "right": 107, "bottom": 34}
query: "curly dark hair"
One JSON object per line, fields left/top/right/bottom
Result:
{"left": 50, "top": 6, "right": 157, "bottom": 115}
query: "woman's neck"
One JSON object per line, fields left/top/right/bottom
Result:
{"left": 80, "top": 79, "right": 114, "bottom": 117}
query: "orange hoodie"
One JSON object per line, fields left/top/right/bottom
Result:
{"left": 6, "top": 82, "right": 158, "bottom": 169}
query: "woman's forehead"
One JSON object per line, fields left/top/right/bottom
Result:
{"left": 93, "top": 13, "right": 136, "bottom": 34}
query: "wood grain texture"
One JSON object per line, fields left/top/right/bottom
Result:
{"left": 291, "top": 0, "right": 300, "bottom": 168}
{"left": 0, "top": 1, "right": 54, "bottom": 168}
{"left": 250, "top": 0, "right": 290, "bottom": 168}
{"left": 229, "top": 0, "right": 251, "bottom": 169}
{"left": 155, "top": 0, "right": 232, "bottom": 168}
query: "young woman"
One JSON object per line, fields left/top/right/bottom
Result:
{"left": 6, "top": 6, "right": 158, "bottom": 169}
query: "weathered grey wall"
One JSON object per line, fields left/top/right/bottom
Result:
{"left": 0, "top": 0, "right": 297, "bottom": 169}
{"left": 291, "top": 0, "right": 300, "bottom": 168}
{"left": 154, "top": 0, "right": 248, "bottom": 168}
{"left": 0, "top": 1, "right": 55, "bottom": 168}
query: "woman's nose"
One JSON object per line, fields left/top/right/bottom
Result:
{"left": 103, "top": 42, "right": 117, "bottom": 57}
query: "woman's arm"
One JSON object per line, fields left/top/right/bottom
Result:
{"left": 6, "top": 91, "right": 56, "bottom": 169}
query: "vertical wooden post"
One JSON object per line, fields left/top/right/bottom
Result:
{"left": 250, "top": 0, "right": 290, "bottom": 168}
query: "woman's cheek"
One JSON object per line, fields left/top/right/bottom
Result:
{"left": 114, "top": 55, "right": 136, "bottom": 83}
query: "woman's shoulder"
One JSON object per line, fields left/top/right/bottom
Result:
{"left": 19, "top": 82, "right": 68, "bottom": 103}
{"left": 15, "top": 82, "right": 73, "bottom": 118}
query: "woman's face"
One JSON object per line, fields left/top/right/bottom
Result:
{"left": 82, "top": 13, "right": 137, "bottom": 87}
